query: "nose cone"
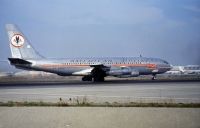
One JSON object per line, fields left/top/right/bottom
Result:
{"left": 161, "top": 64, "right": 171, "bottom": 72}
{"left": 166, "top": 64, "right": 172, "bottom": 71}
{"left": 158, "top": 60, "right": 172, "bottom": 73}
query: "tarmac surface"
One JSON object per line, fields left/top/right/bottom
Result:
{"left": 0, "top": 80, "right": 199, "bottom": 103}
{"left": 0, "top": 80, "right": 200, "bottom": 128}
{"left": 0, "top": 107, "right": 199, "bottom": 128}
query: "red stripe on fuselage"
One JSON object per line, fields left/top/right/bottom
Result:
{"left": 38, "top": 63, "right": 157, "bottom": 69}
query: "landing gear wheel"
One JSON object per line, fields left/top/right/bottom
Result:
{"left": 152, "top": 74, "right": 156, "bottom": 80}
{"left": 93, "top": 76, "right": 105, "bottom": 82}
{"left": 82, "top": 75, "right": 92, "bottom": 81}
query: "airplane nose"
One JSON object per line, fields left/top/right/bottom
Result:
{"left": 167, "top": 64, "right": 173, "bottom": 71}
{"left": 158, "top": 64, "right": 172, "bottom": 73}
{"left": 163, "top": 64, "right": 172, "bottom": 72}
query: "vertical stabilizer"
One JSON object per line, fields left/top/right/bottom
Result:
{"left": 5, "top": 24, "right": 44, "bottom": 59}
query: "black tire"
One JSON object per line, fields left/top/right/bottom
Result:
{"left": 152, "top": 75, "right": 156, "bottom": 80}
{"left": 93, "top": 76, "right": 105, "bottom": 82}
{"left": 82, "top": 75, "right": 92, "bottom": 81}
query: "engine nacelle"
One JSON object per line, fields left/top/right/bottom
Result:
{"left": 107, "top": 68, "right": 139, "bottom": 78}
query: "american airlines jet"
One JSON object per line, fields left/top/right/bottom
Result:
{"left": 6, "top": 24, "right": 171, "bottom": 82}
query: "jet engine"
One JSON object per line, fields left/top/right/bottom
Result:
{"left": 107, "top": 68, "right": 139, "bottom": 78}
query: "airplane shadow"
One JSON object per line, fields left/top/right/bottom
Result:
{"left": 0, "top": 79, "right": 200, "bottom": 87}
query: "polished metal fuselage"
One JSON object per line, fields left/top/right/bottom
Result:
{"left": 18, "top": 57, "right": 171, "bottom": 76}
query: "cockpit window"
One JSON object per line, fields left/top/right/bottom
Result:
{"left": 163, "top": 60, "right": 169, "bottom": 64}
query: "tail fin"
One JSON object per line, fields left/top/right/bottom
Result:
{"left": 5, "top": 24, "right": 44, "bottom": 59}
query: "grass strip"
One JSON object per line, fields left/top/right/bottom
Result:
{"left": 0, "top": 101, "right": 200, "bottom": 108}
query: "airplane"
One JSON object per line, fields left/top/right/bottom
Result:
{"left": 5, "top": 24, "right": 171, "bottom": 82}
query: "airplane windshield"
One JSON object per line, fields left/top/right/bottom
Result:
{"left": 163, "top": 60, "right": 169, "bottom": 64}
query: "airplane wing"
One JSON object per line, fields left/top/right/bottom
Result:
{"left": 72, "top": 68, "right": 93, "bottom": 75}
{"left": 90, "top": 63, "right": 109, "bottom": 68}
{"left": 90, "top": 63, "right": 111, "bottom": 72}
{"left": 73, "top": 63, "right": 110, "bottom": 76}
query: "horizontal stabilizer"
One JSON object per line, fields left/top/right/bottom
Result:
{"left": 8, "top": 58, "right": 32, "bottom": 65}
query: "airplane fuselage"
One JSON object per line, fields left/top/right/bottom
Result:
{"left": 12, "top": 57, "right": 171, "bottom": 78}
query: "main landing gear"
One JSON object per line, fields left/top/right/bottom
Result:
{"left": 82, "top": 75, "right": 93, "bottom": 81}
{"left": 82, "top": 67, "right": 106, "bottom": 82}
{"left": 82, "top": 75, "right": 105, "bottom": 82}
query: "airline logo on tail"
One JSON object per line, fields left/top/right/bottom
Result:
{"left": 11, "top": 34, "right": 24, "bottom": 47}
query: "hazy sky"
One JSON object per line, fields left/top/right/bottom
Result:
{"left": 0, "top": 0, "right": 200, "bottom": 71}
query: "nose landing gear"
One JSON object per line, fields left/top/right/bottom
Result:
{"left": 152, "top": 74, "right": 156, "bottom": 80}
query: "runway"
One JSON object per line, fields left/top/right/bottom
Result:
{"left": 0, "top": 81, "right": 200, "bottom": 103}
